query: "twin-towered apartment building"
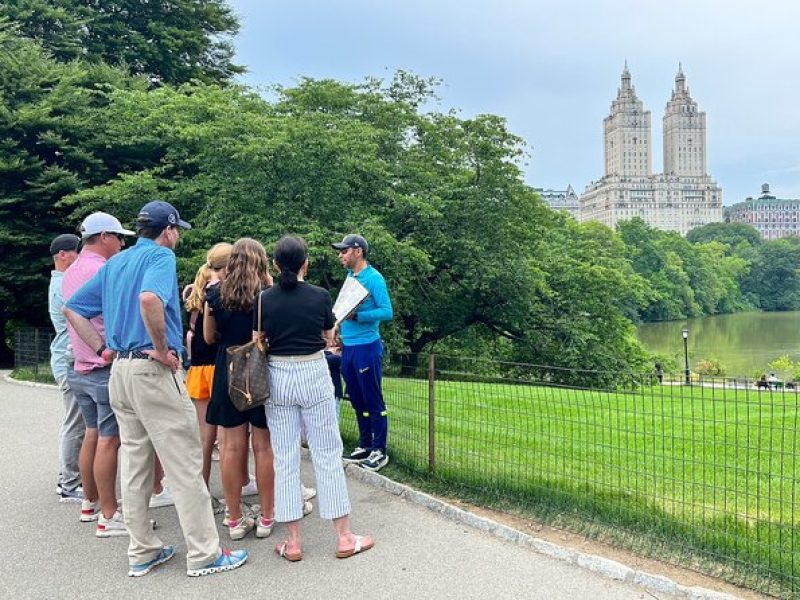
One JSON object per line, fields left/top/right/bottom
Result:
{"left": 540, "top": 65, "right": 797, "bottom": 240}
{"left": 576, "top": 64, "right": 723, "bottom": 235}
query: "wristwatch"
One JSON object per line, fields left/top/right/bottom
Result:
{"left": 95, "top": 343, "right": 107, "bottom": 357}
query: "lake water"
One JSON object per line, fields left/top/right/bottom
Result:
{"left": 636, "top": 311, "right": 800, "bottom": 377}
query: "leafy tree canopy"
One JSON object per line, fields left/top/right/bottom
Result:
{"left": 0, "top": 26, "right": 146, "bottom": 360}
{"left": 686, "top": 221, "right": 762, "bottom": 252}
{"left": 2, "top": 0, "right": 243, "bottom": 84}
{"left": 63, "top": 75, "right": 651, "bottom": 383}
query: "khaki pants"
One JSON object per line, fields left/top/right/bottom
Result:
{"left": 109, "top": 358, "right": 220, "bottom": 569}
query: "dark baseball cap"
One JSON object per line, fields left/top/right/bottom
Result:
{"left": 331, "top": 234, "right": 368, "bottom": 255}
{"left": 136, "top": 201, "right": 192, "bottom": 230}
{"left": 49, "top": 234, "right": 80, "bottom": 255}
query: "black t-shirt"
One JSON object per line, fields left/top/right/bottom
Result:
{"left": 254, "top": 282, "right": 335, "bottom": 356}
{"left": 189, "top": 308, "right": 217, "bottom": 366}
{"left": 206, "top": 284, "right": 254, "bottom": 348}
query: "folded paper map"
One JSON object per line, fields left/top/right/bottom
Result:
{"left": 333, "top": 277, "right": 370, "bottom": 324}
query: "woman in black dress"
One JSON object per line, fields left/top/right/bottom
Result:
{"left": 204, "top": 238, "right": 275, "bottom": 540}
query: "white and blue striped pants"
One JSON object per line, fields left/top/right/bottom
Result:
{"left": 266, "top": 354, "right": 352, "bottom": 522}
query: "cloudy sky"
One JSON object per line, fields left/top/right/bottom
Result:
{"left": 229, "top": 0, "right": 800, "bottom": 205}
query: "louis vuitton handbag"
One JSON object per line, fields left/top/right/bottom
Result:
{"left": 227, "top": 291, "right": 270, "bottom": 411}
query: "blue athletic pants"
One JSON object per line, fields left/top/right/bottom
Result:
{"left": 341, "top": 339, "right": 387, "bottom": 451}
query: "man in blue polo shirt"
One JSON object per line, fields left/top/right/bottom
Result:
{"left": 64, "top": 201, "right": 247, "bottom": 578}
{"left": 332, "top": 234, "right": 393, "bottom": 472}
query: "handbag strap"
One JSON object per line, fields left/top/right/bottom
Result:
{"left": 257, "top": 288, "right": 262, "bottom": 333}
{"left": 256, "top": 289, "right": 269, "bottom": 351}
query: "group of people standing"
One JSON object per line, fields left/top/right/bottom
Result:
{"left": 46, "top": 199, "right": 393, "bottom": 577}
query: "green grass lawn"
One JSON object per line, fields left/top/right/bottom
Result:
{"left": 10, "top": 365, "right": 56, "bottom": 384}
{"left": 341, "top": 375, "right": 799, "bottom": 597}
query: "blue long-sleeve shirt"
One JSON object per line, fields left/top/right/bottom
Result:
{"left": 340, "top": 264, "right": 393, "bottom": 346}
{"left": 48, "top": 270, "right": 71, "bottom": 381}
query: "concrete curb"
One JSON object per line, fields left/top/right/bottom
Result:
{"left": 345, "top": 465, "right": 741, "bottom": 600}
{"left": 3, "top": 373, "right": 58, "bottom": 390}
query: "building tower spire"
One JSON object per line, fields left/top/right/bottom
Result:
{"left": 674, "top": 62, "right": 686, "bottom": 95}
{"left": 663, "top": 65, "right": 706, "bottom": 176}
{"left": 604, "top": 62, "right": 651, "bottom": 177}
{"left": 621, "top": 60, "right": 631, "bottom": 91}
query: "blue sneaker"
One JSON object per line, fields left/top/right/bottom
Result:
{"left": 186, "top": 548, "right": 248, "bottom": 577}
{"left": 128, "top": 546, "right": 175, "bottom": 577}
{"left": 59, "top": 487, "right": 84, "bottom": 503}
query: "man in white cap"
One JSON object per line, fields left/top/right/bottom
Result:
{"left": 63, "top": 212, "right": 135, "bottom": 534}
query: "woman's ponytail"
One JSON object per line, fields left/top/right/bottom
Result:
{"left": 280, "top": 267, "right": 299, "bottom": 290}
{"left": 273, "top": 236, "right": 308, "bottom": 291}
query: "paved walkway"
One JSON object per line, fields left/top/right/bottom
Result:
{"left": 1, "top": 375, "right": 660, "bottom": 599}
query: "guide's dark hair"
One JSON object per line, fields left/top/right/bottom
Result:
{"left": 274, "top": 235, "right": 308, "bottom": 291}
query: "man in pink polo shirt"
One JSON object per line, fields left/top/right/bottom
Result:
{"left": 63, "top": 212, "right": 134, "bottom": 536}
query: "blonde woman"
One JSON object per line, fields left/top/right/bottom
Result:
{"left": 184, "top": 242, "right": 232, "bottom": 486}
{"left": 204, "top": 238, "right": 275, "bottom": 540}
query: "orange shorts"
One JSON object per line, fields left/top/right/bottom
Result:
{"left": 185, "top": 365, "right": 215, "bottom": 400}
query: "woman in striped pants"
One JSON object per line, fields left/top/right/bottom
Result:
{"left": 255, "top": 235, "right": 374, "bottom": 561}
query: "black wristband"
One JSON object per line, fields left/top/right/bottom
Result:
{"left": 95, "top": 343, "right": 106, "bottom": 357}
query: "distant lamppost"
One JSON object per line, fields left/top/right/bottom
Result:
{"left": 682, "top": 327, "right": 690, "bottom": 385}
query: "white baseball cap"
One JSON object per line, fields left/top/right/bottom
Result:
{"left": 79, "top": 212, "right": 135, "bottom": 238}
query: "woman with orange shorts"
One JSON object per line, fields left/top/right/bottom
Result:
{"left": 184, "top": 242, "right": 232, "bottom": 486}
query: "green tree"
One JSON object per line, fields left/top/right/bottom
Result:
{"left": 619, "top": 218, "right": 751, "bottom": 321}
{"left": 742, "top": 238, "right": 800, "bottom": 310}
{"left": 2, "top": 0, "right": 243, "bottom": 84}
{"left": 0, "top": 28, "right": 144, "bottom": 361}
{"left": 686, "top": 221, "right": 762, "bottom": 250}
{"left": 65, "top": 75, "right": 652, "bottom": 382}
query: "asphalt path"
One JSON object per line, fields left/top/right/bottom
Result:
{"left": 0, "top": 375, "right": 654, "bottom": 599}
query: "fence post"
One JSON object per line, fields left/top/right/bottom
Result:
{"left": 428, "top": 353, "right": 436, "bottom": 472}
{"left": 33, "top": 328, "right": 40, "bottom": 376}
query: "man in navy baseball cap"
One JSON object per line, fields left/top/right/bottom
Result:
{"left": 331, "top": 234, "right": 368, "bottom": 256}
{"left": 136, "top": 201, "right": 192, "bottom": 232}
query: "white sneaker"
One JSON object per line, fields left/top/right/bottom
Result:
{"left": 241, "top": 475, "right": 258, "bottom": 496}
{"left": 301, "top": 484, "right": 316, "bottom": 501}
{"left": 149, "top": 481, "right": 174, "bottom": 508}
{"left": 228, "top": 514, "right": 255, "bottom": 540}
{"left": 256, "top": 515, "right": 274, "bottom": 538}
{"left": 96, "top": 511, "right": 128, "bottom": 538}
{"left": 80, "top": 499, "right": 100, "bottom": 522}
{"left": 222, "top": 502, "right": 250, "bottom": 527}
{"left": 211, "top": 445, "right": 220, "bottom": 462}
{"left": 302, "top": 500, "right": 313, "bottom": 517}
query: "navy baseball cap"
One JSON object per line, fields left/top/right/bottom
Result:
{"left": 136, "top": 201, "right": 192, "bottom": 230}
{"left": 331, "top": 234, "right": 368, "bottom": 255}
{"left": 49, "top": 234, "right": 80, "bottom": 255}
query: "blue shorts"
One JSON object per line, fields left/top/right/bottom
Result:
{"left": 67, "top": 367, "right": 119, "bottom": 438}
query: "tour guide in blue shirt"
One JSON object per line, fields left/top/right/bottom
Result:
{"left": 64, "top": 201, "right": 248, "bottom": 578}
{"left": 332, "top": 234, "right": 394, "bottom": 472}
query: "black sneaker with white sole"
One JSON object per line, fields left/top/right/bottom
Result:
{"left": 343, "top": 447, "right": 371, "bottom": 464}
{"left": 361, "top": 449, "right": 389, "bottom": 472}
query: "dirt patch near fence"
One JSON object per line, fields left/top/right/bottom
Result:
{"left": 446, "top": 498, "right": 770, "bottom": 600}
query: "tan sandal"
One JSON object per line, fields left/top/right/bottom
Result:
{"left": 336, "top": 535, "right": 374, "bottom": 559}
{"left": 275, "top": 540, "right": 303, "bottom": 562}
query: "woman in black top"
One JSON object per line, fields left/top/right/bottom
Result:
{"left": 204, "top": 238, "right": 275, "bottom": 540}
{"left": 184, "top": 242, "right": 231, "bottom": 486}
{"left": 255, "top": 235, "right": 373, "bottom": 561}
